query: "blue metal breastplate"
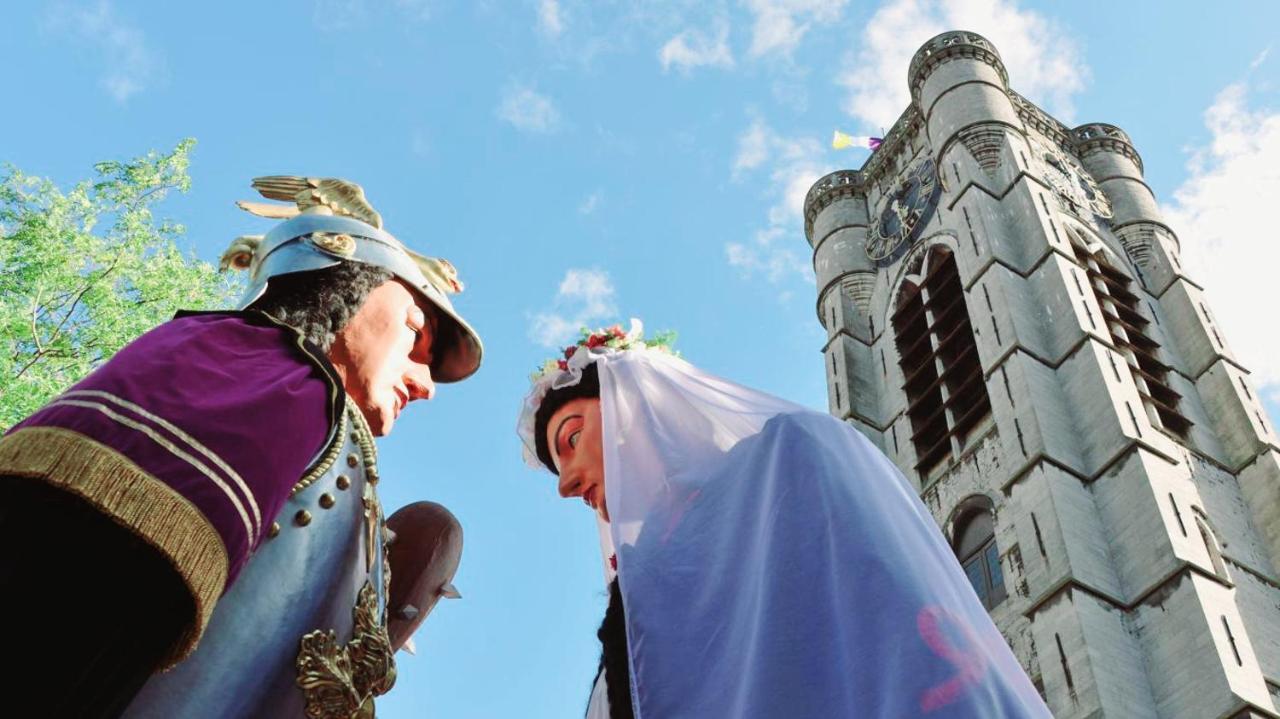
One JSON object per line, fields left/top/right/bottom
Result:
{"left": 125, "top": 405, "right": 395, "bottom": 719}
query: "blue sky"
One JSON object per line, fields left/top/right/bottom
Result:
{"left": 3, "top": 1, "right": 1280, "bottom": 716}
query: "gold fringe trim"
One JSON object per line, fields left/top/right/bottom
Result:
{"left": 0, "top": 426, "right": 229, "bottom": 667}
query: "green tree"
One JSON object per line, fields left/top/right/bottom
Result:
{"left": 0, "top": 139, "right": 239, "bottom": 430}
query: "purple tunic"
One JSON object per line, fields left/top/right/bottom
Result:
{"left": 0, "top": 311, "right": 335, "bottom": 662}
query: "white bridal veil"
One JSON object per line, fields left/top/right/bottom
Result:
{"left": 584, "top": 348, "right": 1050, "bottom": 718}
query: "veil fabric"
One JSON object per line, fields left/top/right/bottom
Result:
{"left": 592, "top": 350, "right": 1051, "bottom": 718}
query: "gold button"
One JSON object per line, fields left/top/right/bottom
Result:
{"left": 295, "top": 510, "right": 312, "bottom": 527}
{"left": 268, "top": 522, "right": 280, "bottom": 538}
{"left": 347, "top": 454, "right": 359, "bottom": 468}
{"left": 351, "top": 432, "right": 361, "bottom": 443}
{"left": 336, "top": 475, "right": 351, "bottom": 490}
{"left": 319, "top": 493, "right": 336, "bottom": 509}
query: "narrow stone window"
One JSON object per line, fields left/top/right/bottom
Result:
{"left": 1169, "top": 493, "right": 1187, "bottom": 536}
{"left": 1222, "top": 616, "right": 1243, "bottom": 666}
{"left": 892, "top": 245, "right": 992, "bottom": 477}
{"left": 1030, "top": 512, "right": 1047, "bottom": 558}
{"left": 1068, "top": 229, "right": 1192, "bottom": 437}
{"left": 1055, "top": 633, "right": 1076, "bottom": 694}
{"left": 952, "top": 496, "right": 1007, "bottom": 610}
{"left": 1194, "top": 510, "right": 1229, "bottom": 580}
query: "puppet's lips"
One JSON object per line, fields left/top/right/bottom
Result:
{"left": 392, "top": 387, "right": 408, "bottom": 417}
{"left": 583, "top": 487, "right": 599, "bottom": 510}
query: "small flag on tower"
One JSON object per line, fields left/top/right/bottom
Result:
{"left": 832, "top": 130, "right": 883, "bottom": 151}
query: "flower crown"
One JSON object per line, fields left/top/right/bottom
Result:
{"left": 517, "top": 319, "right": 677, "bottom": 468}
{"left": 530, "top": 320, "right": 677, "bottom": 383}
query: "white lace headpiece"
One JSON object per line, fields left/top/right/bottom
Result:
{"left": 516, "top": 319, "right": 676, "bottom": 469}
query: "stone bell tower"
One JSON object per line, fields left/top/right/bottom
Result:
{"left": 804, "top": 30, "right": 1280, "bottom": 719}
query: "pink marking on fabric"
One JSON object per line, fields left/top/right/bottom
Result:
{"left": 917, "top": 605, "right": 990, "bottom": 713}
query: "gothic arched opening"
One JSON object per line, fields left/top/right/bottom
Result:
{"left": 891, "top": 244, "right": 992, "bottom": 478}
{"left": 952, "top": 496, "right": 1007, "bottom": 610}
{"left": 1067, "top": 227, "right": 1192, "bottom": 438}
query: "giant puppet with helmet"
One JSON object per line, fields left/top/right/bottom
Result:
{"left": 0, "top": 176, "right": 479, "bottom": 718}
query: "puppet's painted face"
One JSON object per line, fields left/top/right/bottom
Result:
{"left": 546, "top": 397, "right": 608, "bottom": 521}
{"left": 329, "top": 279, "right": 437, "bottom": 436}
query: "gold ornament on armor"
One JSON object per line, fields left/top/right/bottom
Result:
{"left": 311, "top": 233, "right": 357, "bottom": 258}
{"left": 295, "top": 581, "right": 396, "bottom": 719}
{"left": 297, "top": 483, "right": 394, "bottom": 718}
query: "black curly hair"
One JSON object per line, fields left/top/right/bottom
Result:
{"left": 533, "top": 363, "right": 600, "bottom": 474}
{"left": 246, "top": 260, "right": 393, "bottom": 353}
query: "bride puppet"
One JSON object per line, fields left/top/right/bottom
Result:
{"left": 517, "top": 321, "right": 1052, "bottom": 719}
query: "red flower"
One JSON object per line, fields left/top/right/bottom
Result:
{"left": 557, "top": 359, "right": 568, "bottom": 371}
{"left": 609, "top": 325, "right": 625, "bottom": 338}
{"left": 586, "top": 334, "right": 605, "bottom": 348}
{"left": 564, "top": 345, "right": 577, "bottom": 359}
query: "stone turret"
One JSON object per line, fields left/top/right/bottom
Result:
{"left": 804, "top": 170, "right": 880, "bottom": 439}
{"left": 911, "top": 31, "right": 1023, "bottom": 189}
{"left": 806, "top": 169, "right": 873, "bottom": 334}
{"left": 1073, "top": 123, "right": 1182, "bottom": 291}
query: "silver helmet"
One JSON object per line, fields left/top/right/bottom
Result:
{"left": 221, "top": 176, "right": 482, "bottom": 383}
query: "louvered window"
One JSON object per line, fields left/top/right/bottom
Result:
{"left": 1068, "top": 230, "right": 1192, "bottom": 437}
{"left": 892, "top": 246, "right": 991, "bottom": 476}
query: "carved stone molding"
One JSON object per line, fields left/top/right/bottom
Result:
{"left": 1114, "top": 225, "right": 1155, "bottom": 269}
{"left": 1113, "top": 223, "right": 1181, "bottom": 269}
{"left": 864, "top": 108, "right": 926, "bottom": 185}
{"left": 841, "top": 272, "right": 877, "bottom": 314}
{"left": 1008, "top": 92, "right": 1074, "bottom": 149}
{"left": 957, "top": 124, "right": 1006, "bottom": 177}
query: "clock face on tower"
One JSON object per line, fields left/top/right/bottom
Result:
{"left": 865, "top": 156, "right": 942, "bottom": 265}
{"left": 1033, "top": 138, "right": 1113, "bottom": 220}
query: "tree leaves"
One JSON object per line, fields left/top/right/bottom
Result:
{"left": 0, "top": 139, "right": 240, "bottom": 430}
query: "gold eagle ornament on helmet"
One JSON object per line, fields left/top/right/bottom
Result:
{"left": 236, "top": 176, "right": 384, "bottom": 229}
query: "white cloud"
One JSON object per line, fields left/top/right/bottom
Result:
{"left": 1164, "top": 80, "right": 1280, "bottom": 395}
{"left": 659, "top": 22, "right": 734, "bottom": 73}
{"left": 578, "top": 191, "right": 602, "bottom": 214}
{"left": 48, "top": 0, "right": 161, "bottom": 103}
{"left": 530, "top": 269, "right": 618, "bottom": 347}
{"left": 497, "top": 85, "right": 561, "bottom": 133}
{"left": 743, "top": 0, "right": 849, "bottom": 58}
{"left": 538, "top": 0, "right": 565, "bottom": 38}
{"left": 839, "top": 0, "right": 1087, "bottom": 131}
{"left": 1250, "top": 46, "right": 1270, "bottom": 70}
{"left": 726, "top": 118, "right": 827, "bottom": 285}
{"left": 727, "top": 227, "right": 813, "bottom": 284}
{"left": 733, "top": 120, "right": 771, "bottom": 176}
